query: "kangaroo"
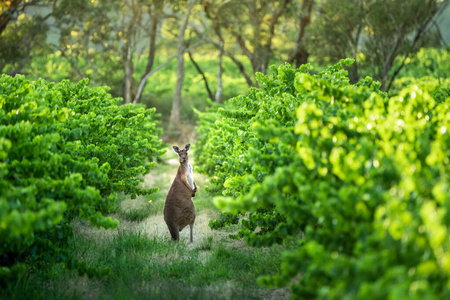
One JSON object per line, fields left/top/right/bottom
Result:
{"left": 164, "top": 144, "right": 197, "bottom": 242}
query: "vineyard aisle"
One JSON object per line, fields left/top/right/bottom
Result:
{"left": 67, "top": 147, "right": 290, "bottom": 300}
{"left": 73, "top": 147, "right": 222, "bottom": 246}
{"left": 123, "top": 147, "right": 220, "bottom": 244}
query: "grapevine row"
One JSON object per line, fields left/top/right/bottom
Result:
{"left": 0, "top": 75, "right": 165, "bottom": 283}
{"left": 195, "top": 60, "right": 450, "bottom": 298}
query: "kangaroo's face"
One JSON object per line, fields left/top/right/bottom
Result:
{"left": 173, "top": 144, "right": 190, "bottom": 163}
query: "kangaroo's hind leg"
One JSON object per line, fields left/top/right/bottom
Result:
{"left": 189, "top": 223, "right": 194, "bottom": 243}
{"left": 167, "top": 223, "right": 180, "bottom": 241}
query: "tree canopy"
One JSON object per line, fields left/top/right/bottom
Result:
{"left": 1, "top": 0, "right": 447, "bottom": 109}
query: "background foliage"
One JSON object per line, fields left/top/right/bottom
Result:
{"left": 1, "top": 0, "right": 448, "bottom": 128}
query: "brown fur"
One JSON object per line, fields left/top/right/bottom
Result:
{"left": 164, "top": 145, "right": 197, "bottom": 242}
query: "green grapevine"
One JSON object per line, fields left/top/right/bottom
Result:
{"left": 0, "top": 75, "right": 165, "bottom": 284}
{"left": 195, "top": 60, "right": 450, "bottom": 298}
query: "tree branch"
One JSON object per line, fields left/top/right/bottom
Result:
{"left": 134, "top": 5, "right": 159, "bottom": 103}
{"left": 188, "top": 51, "right": 214, "bottom": 101}
{"left": 265, "top": 0, "right": 290, "bottom": 50}
{"left": 228, "top": 29, "right": 253, "bottom": 58}
{"left": 133, "top": 55, "right": 177, "bottom": 104}
{"left": 433, "top": 19, "right": 448, "bottom": 48}
{"left": 385, "top": 9, "right": 439, "bottom": 92}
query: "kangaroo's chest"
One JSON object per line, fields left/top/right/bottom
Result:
{"left": 185, "top": 163, "right": 194, "bottom": 190}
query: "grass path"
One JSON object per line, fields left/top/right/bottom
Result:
{"left": 13, "top": 148, "right": 291, "bottom": 300}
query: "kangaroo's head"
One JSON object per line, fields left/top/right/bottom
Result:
{"left": 173, "top": 144, "right": 190, "bottom": 164}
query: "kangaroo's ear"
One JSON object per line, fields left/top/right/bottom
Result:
{"left": 184, "top": 144, "right": 191, "bottom": 152}
{"left": 173, "top": 146, "right": 180, "bottom": 153}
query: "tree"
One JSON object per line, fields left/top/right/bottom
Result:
{"left": 122, "top": 0, "right": 177, "bottom": 105}
{"left": 53, "top": 0, "right": 182, "bottom": 103}
{"left": 168, "top": 0, "right": 196, "bottom": 132}
{"left": 305, "top": 0, "right": 365, "bottom": 82}
{"left": 204, "top": 0, "right": 292, "bottom": 86}
{"left": 52, "top": 0, "right": 123, "bottom": 93}
{"left": 306, "top": 0, "right": 448, "bottom": 90}
{"left": 365, "top": 0, "right": 449, "bottom": 91}
{"left": 287, "top": 0, "right": 314, "bottom": 68}
{"left": 199, "top": 0, "right": 252, "bottom": 94}
{"left": 0, "top": 0, "right": 54, "bottom": 75}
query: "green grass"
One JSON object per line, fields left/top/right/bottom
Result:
{"left": 4, "top": 230, "right": 287, "bottom": 300}
{"left": 196, "top": 236, "right": 214, "bottom": 251}
{"left": 114, "top": 163, "right": 172, "bottom": 221}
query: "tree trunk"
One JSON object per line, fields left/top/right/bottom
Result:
{"left": 122, "top": 41, "right": 134, "bottom": 104}
{"left": 230, "top": 0, "right": 289, "bottom": 77}
{"left": 347, "top": 23, "right": 362, "bottom": 84}
{"left": 251, "top": 53, "right": 269, "bottom": 75}
{"left": 133, "top": 56, "right": 176, "bottom": 105}
{"left": 288, "top": 0, "right": 313, "bottom": 68}
{"left": 121, "top": 7, "right": 138, "bottom": 105}
{"left": 169, "top": 0, "right": 196, "bottom": 133}
{"left": 169, "top": 47, "right": 183, "bottom": 129}
{"left": 188, "top": 51, "right": 214, "bottom": 101}
{"left": 134, "top": 8, "right": 158, "bottom": 104}
{"left": 215, "top": 42, "right": 224, "bottom": 103}
{"left": 347, "top": 62, "right": 359, "bottom": 84}
{"left": 226, "top": 53, "right": 255, "bottom": 87}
